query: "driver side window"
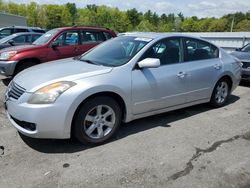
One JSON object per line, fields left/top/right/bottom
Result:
{"left": 141, "top": 38, "right": 181, "bottom": 65}
{"left": 53, "top": 31, "right": 79, "bottom": 46}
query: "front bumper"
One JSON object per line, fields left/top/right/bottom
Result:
{"left": 5, "top": 92, "right": 73, "bottom": 139}
{"left": 0, "top": 60, "right": 18, "bottom": 77}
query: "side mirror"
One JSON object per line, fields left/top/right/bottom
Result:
{"left": 51, "top": 41, "right": 59, "bottom": 48}
{"left": 235, "top": 48, "right": 241, "bottom": 51}
{"left": 8, "top": 40, "right": 15, "bottom": 46}
{"left": 138, "top": 58, "right": 160, "bottom": 69}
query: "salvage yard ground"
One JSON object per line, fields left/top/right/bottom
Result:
{"left": 0, "top": 81, "right": 250, "bottom": 188}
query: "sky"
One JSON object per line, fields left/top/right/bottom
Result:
{"left": 7, "top": 0, "right": 250, "bottom": 18}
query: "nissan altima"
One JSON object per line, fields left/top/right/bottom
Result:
{"left": 5, "top": 33, "right": 242, "bottom": 144}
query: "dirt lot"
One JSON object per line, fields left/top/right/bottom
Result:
{"left": 0, "top": 80, "right": 250, "bottom": 188}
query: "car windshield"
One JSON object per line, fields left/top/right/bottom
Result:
{"left": 241, "top": 43, "right": 250, "bottom": 52}
{"left": 79, "top": 36, "right": 151, "bottom": 67}
{"left": 32, "top": 29, "right": 58, "bottom": 45}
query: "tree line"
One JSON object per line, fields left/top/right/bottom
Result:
{"left": 0, "top": 1, "right": 250, "bottom": 33}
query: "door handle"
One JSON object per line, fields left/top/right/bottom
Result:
{"left": 177, "top": 72, "right": 186, "bottom": 78}
{"left": 213, "top": 64, "right": 222, "bottom": 70}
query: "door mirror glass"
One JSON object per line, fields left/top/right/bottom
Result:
{"left": 138, "top": 58, "right": 160, "bottom": 69}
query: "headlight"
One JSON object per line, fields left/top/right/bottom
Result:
{"left": 28, "top": 81, "right": 76, "bottom": 104}
{"left": 0, "top": 51, "right": 17, "bottom": 60}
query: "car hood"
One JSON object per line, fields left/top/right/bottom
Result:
{"left": 231, "top": 51, "right": 250, "bottom": 62}
{"left": 0, "top": 44, "right": 41, "bottom": 53}
{"left": 0, "top": 44, "right": 11, "bottom": 50}
{"left": 14, "top": 58, "right": 113, "bottom": 92}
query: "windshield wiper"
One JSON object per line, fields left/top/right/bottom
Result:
{"left": 80, "top": 58, "right": 100, "bottom": 65}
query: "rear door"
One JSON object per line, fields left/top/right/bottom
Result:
{"left": 183, "top": 37, "right": 222, "bottom": 102}
{"left": 46, "top": 30, "right": 80, "bottom": 61}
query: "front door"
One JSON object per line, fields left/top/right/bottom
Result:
{"left": 131, "top": 38, "right": 188, "bottom": 115}
{"left": 47, "top": 30, "right": 80, "bottom": 61}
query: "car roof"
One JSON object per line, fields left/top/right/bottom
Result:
{"left": 120, "top": 32, "right": 204, "bottom": 40}
{"left": 55, "top": 27, "right": 112, "bottom": 31}
{"left": 10, "top": 32, "right": 43, "bottom": 36}
{"left": 0, "top": 26, "right": 44, "bottom": 30}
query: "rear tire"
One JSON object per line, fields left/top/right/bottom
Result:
{"left": 73, "top": 96, "right": 122, "bottom": 145}
{"left": 210, "top": 78, "right": 231, "bottom": 108}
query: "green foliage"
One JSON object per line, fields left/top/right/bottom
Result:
{"left": 0, "top": 1, "right": 249, "bottom": 33}
{"left": 235, "top": 19, "right": 250, "bottom": 31}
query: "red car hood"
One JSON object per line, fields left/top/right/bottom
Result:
{"left": 0, "top": 44, "right": 43, "bottom": 53}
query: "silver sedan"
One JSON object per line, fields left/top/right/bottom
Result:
{"left": 5, "top": 33, "right": 242, "bottom": 144}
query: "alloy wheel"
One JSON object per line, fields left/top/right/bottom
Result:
{"left": 83, "top": 105, "right": 116, "bottom": 139}
{"left": 215, "top": 81, "right": 228, "bottom": 104}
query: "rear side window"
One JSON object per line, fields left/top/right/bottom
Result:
{"left": 82, "top": 31, "right": 104, "bottom": 43}
{"left": 184, "top": 38, "right": 219, "bottom": 61}
{"left": 103, "top": 32, "right": 113, "bottom": 40}
{"left": 141, "top": 38, "right": 182, "bottom": 65}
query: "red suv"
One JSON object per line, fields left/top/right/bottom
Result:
{"left": 0, "top": 27, "right": 116, "bottom": 77}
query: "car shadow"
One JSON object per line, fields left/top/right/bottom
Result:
{"left": 240, "top": 81, "right": 250, "bottom": 87}
{"left": 20, "top": 95, "right": 240, "bottom": 154}
{"left": 2, "top": 78, "right": 12, "bottom": 86}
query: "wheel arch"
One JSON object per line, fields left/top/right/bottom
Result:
{"left": 14, "top": 58, "right": 41, "bottom": 75}
{"left": 70, "top": 91, "right": 128, "bottom": 137}
{"left": 216, "top": 74, "right": 233, "bottom": 91}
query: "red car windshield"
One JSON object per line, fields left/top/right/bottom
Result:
{"left": 33, "top": 29, "right": 59, "bottom": 45}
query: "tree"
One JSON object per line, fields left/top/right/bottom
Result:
{"left": 66, "top": 3, "right": 77, "bottom": 26}
{"left": 235, "top": 19, "right": 250, "bottom": 31}
{"left": 178, "top": 12, "right": 184, "bottom": 22}
{"left": 0, "top": 1, "right": 249, "bottom": 32}
{"left": 208, "top": 18, "right": 228, "bottom": 32}
{"left": 126, "top": 8, "right": 141, "bottom": 28}
{"left": 27, "top": 2, "right": 38, "bottom": 26}
{"left": 136, "top": 20, "right": 154, "bottom": 32}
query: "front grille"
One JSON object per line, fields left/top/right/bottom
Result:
{"left": 7, "top": 81, "right": 26, "bottom": 100}
{"left": 242, "top": 61, "right": 250, "bottom": 69}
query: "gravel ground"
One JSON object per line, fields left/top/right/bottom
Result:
{"left": 0, "top": 80, "right": 250, "bottom": 188}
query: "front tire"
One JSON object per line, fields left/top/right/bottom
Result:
{"left": 14, "top": 61, "right": 38, "bottom": 76}
{"left": 210, "top": 78, "right": 231, "bottom": 108}
{"left": 73, "top": 96, "right": 122, "bottom": 145}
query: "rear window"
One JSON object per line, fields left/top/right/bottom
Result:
{"left": 32, "top": 29, "right": 45, "bottom": 33}
{"left": 103, "top": 32, "right": 113, "bottom": 40}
